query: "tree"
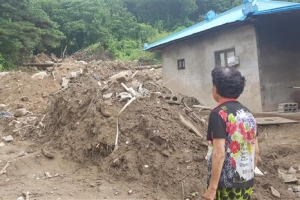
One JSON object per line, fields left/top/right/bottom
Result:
{"left": 124, "top": 0, "right": 198, "bottom": 31}
{"left": 0, "top": 0, "right": 64, "bottom": 67}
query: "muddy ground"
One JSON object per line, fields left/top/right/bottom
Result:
{"left": 0, "top": 56, "right": 300, "bottom": 200}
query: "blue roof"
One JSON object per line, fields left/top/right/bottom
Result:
{"left": 144, "top": 0, "right": 300, "bottom": 51}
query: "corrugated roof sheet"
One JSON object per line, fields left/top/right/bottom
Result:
{"left": 144, "top": 0, "right": 300, "bottom": 51}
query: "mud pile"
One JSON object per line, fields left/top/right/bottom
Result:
{"left": 43, "top": 62, "right": 210, "bottom": 198}
{"left": 42, "top": 61, "right": 297, "bottom": 199}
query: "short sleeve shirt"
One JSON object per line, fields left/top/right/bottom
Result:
{"left": 206, "top": 100, "right": 258, "bottom": 188}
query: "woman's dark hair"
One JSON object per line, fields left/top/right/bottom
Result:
{"left": 211, "top": 66, "right": 246, "bottom": 98}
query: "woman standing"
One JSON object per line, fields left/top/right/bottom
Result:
{"left": 203, "top": 66, "right": 260, "bottom": 200}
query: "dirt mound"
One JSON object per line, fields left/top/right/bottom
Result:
{"left": 0, "top": 71, "right": 60, "bottom": 114}
{"left": 43, "top": 67, "right": 208, "bottom": 199}
{"left": 42, "top": 65, "right": 299, "bottom": 199}
{"left": 72, "top": 48, "right": 114, "bottom": 62}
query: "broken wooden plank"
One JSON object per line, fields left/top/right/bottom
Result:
{"left": 179, "top": 115, "right": 203, "bottom": 138}
{"left": 256, "top": 117, "right": 298, "bottom": 125}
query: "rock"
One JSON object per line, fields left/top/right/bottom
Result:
{"left": 270, "top": 186, "right": 280, "bottom": 198}
{"left": 14, "top": 108, "right": 28, "bottom": 117}
{"left": 3, "top": 135, "right": 13, "bottom": 142}
{"left": 17, "top": 196, "right": 25, "bottom": 200}
{"left": 20, "top": 96, "right": 29, "bottom": 102}
{"left": 90, "top": 183, "right": 96, "bottom": 187}
{"left": 193, "top": 155, "right": 204, "bottom": 162}
{"left": 103, "top": 93, "right": 113, "bottom": 100}
{"left": 41, "top": 148, "right": 55, "bottom": 159}
{"left": 109, "top": 71, "right": 131, "bottom": 83}
{"left": 0, "top": 142, "right": 5, "bottom": 147}
{"left": 19, "top": 150, "right": 26, "bottom": 157}
{"left": 100, "top": 106, "right": 113, "bottom": 117}
{"left": 292, "top": 186, "right": 300, "bottom": 193}
{"left": 288, "top": 166, "right": 297, "bottom": 174}
{"left": 284, "top": 175, "right": 297, "bottom": 183}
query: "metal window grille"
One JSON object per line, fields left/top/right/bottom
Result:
{"left": 214, "top": 48, "right": 235, "bottom": 67}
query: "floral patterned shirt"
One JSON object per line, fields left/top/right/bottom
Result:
{"left": 206, "top": 100, "right": 257, "bottom": 188}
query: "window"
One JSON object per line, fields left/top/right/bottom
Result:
{"left": 214, "top": 48, "right": 236, "bottom": 67}
{"left": 177, "top": 59, "right": 185, "bottom": 70}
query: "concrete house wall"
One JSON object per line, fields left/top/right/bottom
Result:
{"left": 162, "top": 24, "right": 263, "bottom": 112}
{"left": 255, "top": 14, "right": 300, "bottom": 111}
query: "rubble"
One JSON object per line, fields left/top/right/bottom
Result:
{"left": 0, "top": 57, "right": 298, "bottom": 199}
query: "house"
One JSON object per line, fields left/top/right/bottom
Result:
{"left": 144, "top": 0, "right": 300, "bottom": 112}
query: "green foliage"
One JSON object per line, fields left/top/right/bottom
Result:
{"left": 1, "top": 0, "right": 300, "bottom": 68}
{"left": 0, "top": 0, "right": 64, "bottom": 69}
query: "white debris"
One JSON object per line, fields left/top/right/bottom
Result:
{"left": 103, "top": 93, "right": 113, "bottom": 100}
{"left": 31, "top": 71, "right": 48, "bottom": 79}
{"left": 70, "top": 71, "right": 79, "bottom": 78}
{"left": 128, "top": 189, "right": 133, "bottom": 194}
{"left": 255, "top": 167, "right": 264, "bottom": 176}
{"left": 0, "top": 142, "right": 5, "bottom": 147}
{"left": 45, "top": 172, "right": 52, "bottom": 178}
{"left": 117, "top": 92, "right": 132, "bottom": 102}
{"left": 61, "top": 77, "right": 69, "bottom": 90}
{"left": 0, "top": 104, "right": 6, "bottom": 108}
{"left": 17, "top": 196, "right": 25, "bottom": 200}
{"left": 138, "top": 84, "right": 150, "bottom": 96}
{"left": 0, "top": 72, "right": 9, "bottom": 78}
{"left": 3, "top": 135, "right": 13, "bottom": 142}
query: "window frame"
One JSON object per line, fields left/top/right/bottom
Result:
{"left": 214, "top": 48, "right": 236, "bottom": 67}
{"left": 177, "top": 59, "right": 185, "bottom": 70}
